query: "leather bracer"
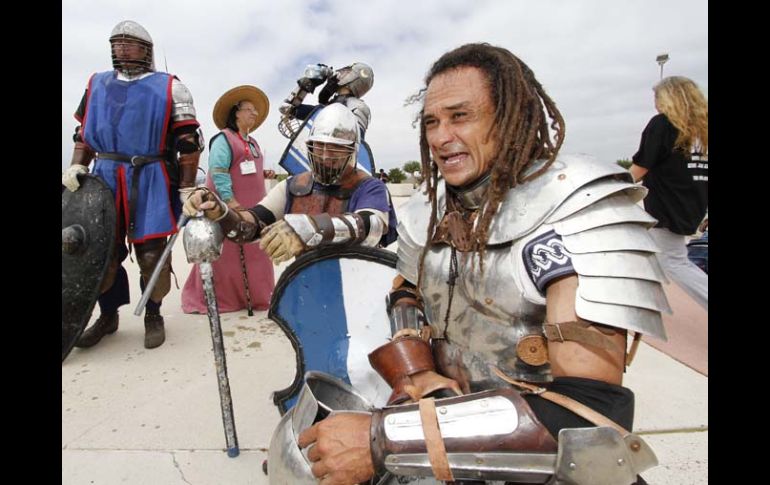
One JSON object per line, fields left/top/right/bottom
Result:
{"left": 177, "top": 151, "right": 200, "bottom": 189}
{"left": 71, "top": 141, "right": 95, "bottom": 167}
{"left": 368, "top": 336, "right": 435, "bottom": 405}
{"left": 219, "top": 208, "right": 264, "bottom": 244}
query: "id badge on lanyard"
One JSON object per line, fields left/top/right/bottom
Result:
{"left": 240, "top": 140, "right": 260, "bottom": 175}
{"left": 240, "top": 160, "right": 257, "bottom": 175}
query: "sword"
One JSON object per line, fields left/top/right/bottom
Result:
{"left": 200, "top": 261, "right": 239, "bottom": 457}
{"left": 183, "top": 215, "right": 239, "bottom": 458}
{"left": 238, "top": 246, "right": 254, "bottom": 316}
{"left": 133, "top": 214, "right": 189, "bottom": 316}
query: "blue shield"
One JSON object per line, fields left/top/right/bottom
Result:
{"left": 269, "top": 246, "right": 397, "bottom": 414}
{"left": 278, "top": 105, "right": 376, "bottom": 177}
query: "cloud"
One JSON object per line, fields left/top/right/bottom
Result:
{"left": 62, "top": 0, "right": 707, "bottom": 172}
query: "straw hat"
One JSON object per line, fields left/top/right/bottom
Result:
{"left": 212, "top": 85, "right": 269, "bottom": 133}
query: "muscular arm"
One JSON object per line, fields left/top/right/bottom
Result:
{"left": 545, "top": 275, "right": 626, "bottom": 385}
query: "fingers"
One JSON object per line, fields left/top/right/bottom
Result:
{"left": 262, "top": 232, "right": 286, "bottom": 257}
{"left": 270, "top": 250, "right": 292, "bottom": 264}
{"left": 311, "top": 459, "right": 331, "bottom": 480}
{"left": 297, "top": 423, "right": 318, "bottom": 449}
{"left": 306, "top": 443, "right": 321, "bottom": 462}
{"left": 182, "top": 191, "right": 205, "bottom": 216}
{"left": 259, "top": 226, "right": 277, "bottom": 248}
{"left": 182, "top": 200, "right": 199, "bottom": 217}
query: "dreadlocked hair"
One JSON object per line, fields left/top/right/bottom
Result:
{"left": 414, "top": 43, "right": 565, "bottom": 287}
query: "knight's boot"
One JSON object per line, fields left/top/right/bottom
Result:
{"left": 75, "top": 312, "right": 119, "bottom": 348}
{"left": 144, "top": 313, "right": 166, "bottom": 349}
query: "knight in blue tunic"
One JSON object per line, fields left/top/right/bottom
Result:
{"left": 62, "top": 20, "right": 204, "bottom": 350}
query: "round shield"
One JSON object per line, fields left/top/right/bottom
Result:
{"left": 268, "top": 246, "right": 398, "bottom": 413}
{"left": 62, "top": 175, "right": 116, "bottom": 361}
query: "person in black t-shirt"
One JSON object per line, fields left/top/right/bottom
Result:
{"left": 377, "top": 168, "right": 389, "bottom": 183}
{"left": 630, "top": 76, "right": 708, "bottom": 310}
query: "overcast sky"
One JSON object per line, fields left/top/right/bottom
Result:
{"left": 62, "top": 0, "right": 708, "bottom": 174}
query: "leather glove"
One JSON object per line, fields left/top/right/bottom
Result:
{"left": 178, "top": 187, "right": 196, "bottom": 206}
{"left": 62, "top": 165, "right": 88, "bottom": 192}
{"left": 278, "top": 103, "right": 296, "bottom": 116}
{"left": 259, "top": 220, "right": 305, "bottom": 264}
{"left": 182, "top": 188, "right": 227, "bottom": 221}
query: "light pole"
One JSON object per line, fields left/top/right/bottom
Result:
{"left": 656, "top": 53, "right": 669, "bottom": 80}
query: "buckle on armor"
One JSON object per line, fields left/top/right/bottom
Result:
{"left": 545, "top": 322, "right": 565, "bottom": 342}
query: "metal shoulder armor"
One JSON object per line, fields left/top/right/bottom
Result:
{"left": 171, "top": 78, "right": 197, "bottom": 122}
{"left": 545, "top": 174, "right": 670, "bottom": 339}
{"left": 487, "top": 154, "right": 645, "bottom": 244}
{"left": 340, "top": 96, "right": 371, "bottom": 132}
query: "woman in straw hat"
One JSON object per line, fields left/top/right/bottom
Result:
{"left": 181, "top": 85, "right": 275, "bottom": 314}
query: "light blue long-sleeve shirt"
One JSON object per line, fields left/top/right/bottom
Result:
{"left": 208, "top": 133, "right": 237, "bottom": 202}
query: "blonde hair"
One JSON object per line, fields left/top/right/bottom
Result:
{"left": 654, "top": 76, "right": 708, "bottom": 154}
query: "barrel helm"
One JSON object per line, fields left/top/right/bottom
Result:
{"left": 109, "top": 20, "right": 155, "bottom": 75}
{"left": 335, "top": 62, "right": 374, "bottom": 98}
{"left": 305, "top": 103, "right": 360, "bottom": 185}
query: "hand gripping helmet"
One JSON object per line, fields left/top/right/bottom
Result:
{"left": 109, "top": 20, "right": 155, "bottom": 75}
{"left": 334, "top": 62, "right": 374, "bottom": 98}
{"left": 305, "top": 103, "right": 360, "bottom": 185}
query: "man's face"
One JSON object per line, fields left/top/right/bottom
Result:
{"left": 312, "top": 142, "right": 353, "bottom": 168}
{"left": 423, "top": 66, "right": 497, "bottom": 187}
{"left": 308, "top": 141, "right": 355, "bottom": 184}
{"left": 111, "top": 39, "right": 146, "bottom": 62}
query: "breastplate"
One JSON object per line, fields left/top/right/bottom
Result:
{"left": 419, "top": 243, "right": 551, "bottom": 389}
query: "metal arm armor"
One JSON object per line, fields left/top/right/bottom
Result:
{"left": 171, "top": 78, "right": 196, "bottom": 122}
{"left": 370, "top": 388, "right": 658, "bottom": 484}
{"left": 283, "top": 212, "right": 384, "bottom": 248}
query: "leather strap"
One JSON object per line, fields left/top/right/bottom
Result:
{"left": 543, "top": 320, "right": 624, "bottom": 354}
{"left": 418, "top": 398, "right": 454, "bottom": 481}
{"left": 98, "top": 152, "right": 165, "bottom": 166}
{"left": 625, "top": 332, "right": 642, "bottom": 367}
{"left": 491, "top": 366, "right": 629, "bottom": 436}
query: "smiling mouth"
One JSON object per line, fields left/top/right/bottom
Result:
{"left": 440, "top": 152, "right": 468, "bottom": 167}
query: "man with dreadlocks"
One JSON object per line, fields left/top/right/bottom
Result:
{"left": 294, "top": 43, "right": 668, "bottom": 485}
